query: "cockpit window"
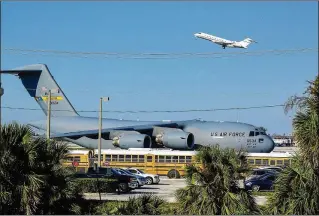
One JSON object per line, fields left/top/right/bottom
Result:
{"left": 249, "top": 131, "right": 254, "bottom": 137}
{"left": 255, "top": 132, "right": 260, "bottom": 136}
{"left": 260, "top": 131, "right": 266, "bottom": 135}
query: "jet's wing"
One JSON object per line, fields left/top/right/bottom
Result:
{"left": 212, "top": 40, "right": 234, "bottom": 45}
{"left": 50, "top": 122, "right": 181, "bottom": 140}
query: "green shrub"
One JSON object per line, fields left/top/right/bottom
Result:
{"left": 94, "top": 200, "right": 124, "bottom": 215}
{"left": 75, "top": 178, "right": 118, "bottom": 193}
{"left": 114, "top": 194, "right": 168, "bottom": 215}
{"left": 158, "top": 202, "right": 179, "bottom": 215}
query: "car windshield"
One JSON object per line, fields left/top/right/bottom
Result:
{"left": 111, "top": 168, "right": 122, "bottom": 175}
{"left": 137, "top": 169, "right": 145, "bottom": 174}
{"left": 261, "top": 175, "right": 274, "bottom": 180}
{"left": 118, "top": 169, "right": 132, "bottom": 175}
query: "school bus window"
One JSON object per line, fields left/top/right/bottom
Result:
{"left": 65, "top": 157, "right": 74, "bottom": 162}
{"left": 112, "top": 155, "right": 118, "bottom": 162}
{"left": 95, "top": 154, "right": 103, "bottom": 161}
{"left": 270, "top": 160, "right": 275, "bottom": 165}
{"left": 166, "top": 156, "right": 172, "bottom": 163}
{"left": 155, "top": 156, "right": 158, "bottom": 162}
{"left": 284, "top": 160, "right": 290, "bottom": 165}
{"left": 173, "top": 156, "right": 178, "bottom": 163}
{"left": 105, "top": 155, "right": 111, "bottom": 162}
{"left": 179, "top": 156, "right": 185, "bottom": 163}
{"left": 125, "top": 155, "right": 131, "bottom": 162}
{"left": 186, "top": 156, "right": 192, "bottom": 163}
{"left": 74, "top": 156, "right": 81, "bottom": 162}
{"left": 147, "top": 156, "right": 152, "bottom": 162}
{"left": 277, "top": 160, "right": 283, "bottom": 165}
{"left": 139, "top": 155, "right": 145, "bottom": 162}
{"left": 262, "top": 159, "right": 269, "bottom": 165}
{"left": 248, "top": 159, "right": 254, "bottom": 164}
{"left": 132, "top": 155, "right": 138, "bottom": 162}
{"left": 159, "top": 156, "right": 165, "bottom": 163}
{"left": 119, "top": 155, "right": 124, "bottom": 162}
{"left": 255, "top": 159, "right": 262, "bottom": 165}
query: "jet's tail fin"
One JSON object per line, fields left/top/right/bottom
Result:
{"left": 240, "top": 38, "right": 256, "bottom": 48}
{"left": 1, "top": 64, "right": 79, "bottom": 117}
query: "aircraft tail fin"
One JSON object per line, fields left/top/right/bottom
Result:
{"left": 240, "top": 38, "right": 256, "bottom": 48}
{"left": 1, "top": 64, "right": 79, "bottom": 117}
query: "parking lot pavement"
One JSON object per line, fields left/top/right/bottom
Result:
{"left": 84, "top": 177, "right": 186, "bottom": 203}
{"left": 83, "top": 178, "right": 268, "bottom": 205}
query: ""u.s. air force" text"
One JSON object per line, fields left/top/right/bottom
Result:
{"left": 211, "top": 132, "right": 245, "bottom": 137}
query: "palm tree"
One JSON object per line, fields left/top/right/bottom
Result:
{"left": 175, "top": 145, "right": 260, "bottom": 215}
{"left": 0, "top": 122, "right": 85, "bottom": 215}
{"left": 97, "top": 194, "right": 168, "bottom": 215}
{"left": 266, "top": 75, "right": 319, "bottom": 214}
{"left": 284, "top": 75, "right": 319, "bottom": 167}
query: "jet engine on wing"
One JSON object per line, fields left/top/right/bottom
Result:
{"left": 152, "top": 127, "right": 195, "bottom": 149}
{"left": 110, "top": 131, "right": 152, "bottom": 149}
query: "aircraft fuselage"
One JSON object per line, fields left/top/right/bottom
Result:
{"left": 29, "top": 116, "right": 275, "bottom": 153}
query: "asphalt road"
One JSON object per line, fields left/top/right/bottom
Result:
{"left": 84, "top": 177, "right": 268, "bottom": 205}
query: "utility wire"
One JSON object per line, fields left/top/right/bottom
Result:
{"left": 1, "top": 104, "right": 285, "bottom": 113}
{"left": 3, "top": 47, "right": 318, "bottom": 59}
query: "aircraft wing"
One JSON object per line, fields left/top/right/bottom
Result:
{"left": 219, "top": 41, "right": 234, "bottom": 45}
{"left": 50, "top": 121, "right": 181, "bottom": 140}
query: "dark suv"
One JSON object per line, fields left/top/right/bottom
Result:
{"left": 245, "top": 172, "right": 278, "bottom": 191}
{"left": 246, "top": 168, "right": 279, "bottom": 181}
{"left": 86, "top": 167, "right": 139, "bottom": 193}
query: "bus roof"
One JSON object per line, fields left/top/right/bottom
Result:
{"left": 67, "top": 149, "right": 295, "bottom": 158}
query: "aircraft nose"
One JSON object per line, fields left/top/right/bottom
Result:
{"left": 265, "top": 136, "right": 275, "bottom": 152}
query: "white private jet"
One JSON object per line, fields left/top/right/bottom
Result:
{"left": 194, "top": 32, "right": 257, "bottom": 49}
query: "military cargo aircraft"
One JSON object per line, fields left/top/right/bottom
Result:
{"left": 1, "top": 64, "right": 275, "bottom": 153}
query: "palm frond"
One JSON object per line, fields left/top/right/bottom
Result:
{"left": 175, "top": 145, "right": 258, "bottom": 215}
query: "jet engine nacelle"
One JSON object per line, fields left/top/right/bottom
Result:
{"left": 110, "top": 131, "right": 152, "bottom": 149}
{"left": 153, "top": 127, "right": 195, "bottom": 150}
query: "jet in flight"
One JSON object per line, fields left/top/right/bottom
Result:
{"left": 194, "top": 32, "right": 257, "bottom": 49}
{"left": 1, "top": 64, "right": 274, "bottom": 153}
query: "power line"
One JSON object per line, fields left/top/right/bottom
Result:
{"left": 3, "top": 47, "right": 318, "bottom": 59}
{"left": 2, "top": 104, "right": 285, "bottom": 113}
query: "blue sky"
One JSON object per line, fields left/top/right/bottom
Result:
{"left": 1, "top": 1, "right": 318, "bottom": 134}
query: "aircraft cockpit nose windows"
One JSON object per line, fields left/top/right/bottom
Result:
{"left": 255, "top": 132, "right": 260, "bottom": 136}
{"left": 249, "top": 131, "right": 254, "bottom": 137}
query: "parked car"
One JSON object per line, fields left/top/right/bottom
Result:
{"left": 73, "top": 173, "right": 89, "bottom": 178}
{"left": 125, "top": 168, "right": 160, "bottom": 185}
{"left": 86, "top": 167, "right": 139, "bottom": 192}
{"left": 245, "top": 173, "right": 278, "bottom": 191}
{"left": 114, "top": 168, "right": 146, "bottom": 188}
{"left": 257, "top": 166, "right": 283, "bottom": 172}
{"left": 246, "top": 168, "right": 279, "bottom": 180}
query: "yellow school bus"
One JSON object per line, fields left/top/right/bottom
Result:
{"left": 246, "top": 152, "right": 294, "bottom": 167}
{"left": 62, "top": 149, "right": 294, "bottom": 177}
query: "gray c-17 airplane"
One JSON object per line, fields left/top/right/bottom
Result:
{"left": 1, "top": 64, "right": 275, "bottom": 153}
